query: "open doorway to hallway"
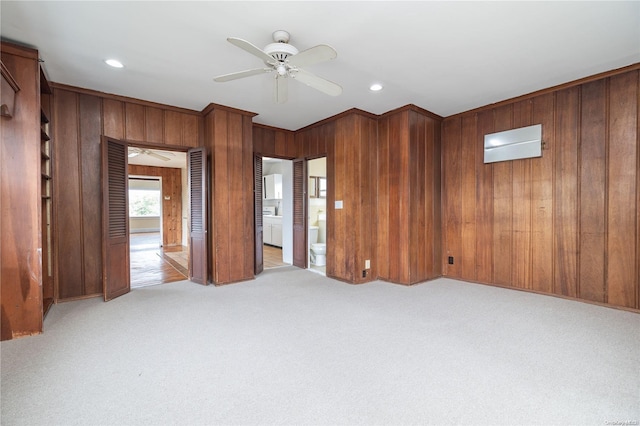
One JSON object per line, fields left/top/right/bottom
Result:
{"left": 262, "top": 157, "right": 293, "bottom": 269}
{"left": 128, "top": 147, "right": 189, "bottom": 288}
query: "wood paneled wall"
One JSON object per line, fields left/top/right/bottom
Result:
{"left": 328, "top": 113, "right": 378, "bottom": 283}
{"left": 377, "top": 106, "right": 442, "bottom": 285}
{"left": 203, "top": 105, "right": 255, "bottom": 284}
{"left": 293, "top": 110, "right": 380, "bottom": 283}
{"left": 128, "top": 165, "right": 183, "bottom": 247}
{"left": 253, "top": 124, "right": 298, "bottom": 158}
{"left": 1, "top": 43, "right": 43, "bottom": 339}
{"left": 441, "top": 68, "right": 639, "bottom": 310}
{"left": 52, "top": 85, "right": 201, "bottom": 300}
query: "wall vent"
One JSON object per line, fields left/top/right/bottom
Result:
{"left": 484, "top": 124, "right": 542, "bottom": 164}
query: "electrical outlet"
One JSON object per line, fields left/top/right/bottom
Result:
{"left": 365, "top": 259, "right": 370, "bottom": 269}
{"left": 448, "top": 256, "right": 454, "bottom": 265}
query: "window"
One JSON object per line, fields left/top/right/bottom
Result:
{"left": 128, "top": 178, "right": 161, "bottom": 217}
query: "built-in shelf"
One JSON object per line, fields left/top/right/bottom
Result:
{"left": 41, "top": 151, "right": 50, "bottom": 160}
{"left": 41, "top": 173, "right": 52, "bottom": 180}
{"left": 1, "top": 61, "right": 20, "bottom": 118}
{"left": 40, "top": 109, "right": 49, "bottom": 123}
{"left": 41, "top": 129, "right": 50, "bottom": 141}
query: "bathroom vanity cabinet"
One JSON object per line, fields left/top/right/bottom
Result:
{"left": 263, "top": 215, "right": 282, "bottom": 247}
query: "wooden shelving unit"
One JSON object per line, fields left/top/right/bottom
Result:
{"left": 40, "top": 67, "right": 54, "bottom": 317}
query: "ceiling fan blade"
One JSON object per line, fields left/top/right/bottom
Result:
{"left": 227, "top": 37, "right": 276, "bottom": 65}
{"left": 292, "top": 69, "right": 342, "bottom": 96}
{"left": 274, "top": 75, "right": 288, "bottom": 104}
{"left": 214, "top": 68, "right": 272, "bottom": 82}
{"left": 288, "top": 44, "right": 337, "bottom": 68}
{"left": 146, "top": 151, "right": 170, "bottom": 161}
{"left": 128, "top": 148, "right": 141, "bottom": 158}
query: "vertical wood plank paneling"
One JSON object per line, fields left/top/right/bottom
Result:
{"left": 377, "top": 108, "right": 440, "bottom": 284}
{"left": 368, "top": 117, "right": 379, "bottom": 280}
{"left": 331, "top": 120, "right": 346, "bottom": 279}
{"left": 376, "top": 117, "right": 390, "bottom": 280}
{"left": 554, "top": 87, "right": 579, "bottom": 297}
{"left": 182, "top": 114, "right": 199, "bottom": 148}
{"left": 102, "top": 99, "right": 124, "bottom": 139}
{"left": 442, "top": 117, "right": 462, "bottom": 277}
{"left": 125, "top": 103, "right": 145, "bottom": 142}
{"left": 262, "top": 127, "right": 276, "bottom": 155}
{"left": 145, "top": 106, "right": 164, "bottom": 144}
{"left": 430, "top": 116, "right": 442, "bottom": 279}
{"left": 397, "top": 113, "right": 411, "bottom": 284}
{"left": 410, "top": 112, "right": 426, "bottom": 281}
{"left": 164, "top": 111, "right": 182, "bottom": 146}
{"left": 0, "top": 46, "right": 43, "bottom": 339}
{"left": 511, "top": 100, "right": 533, "bottom": 289}
{"left": 53, "top": 90, "right": 84, "bottom": 299}
{"left": 579, "top": 79, "right": 607, "bottom": 302}
{"left": 252, "top": 127, "right": 264, "bottom": 153}
{"left": 242, "top": 116, "right": 254, "bottom": 277}
{"left": 274, "top": 131, "right": 286, "bottom": 155}
{"left": 492, "top": 105, "right": 513, "bottom": 285}
{"left": 531, "top": 93, "right": 555, "bottom": 293}
{"left": 344, "top": 116, "right": 358, "bottom": 281}
{"left": 387, "top": 112, "right": 411, "bottom": 282}
{"left": 475, "top": 110, "right": 494, "bottom": 283}
{"left": 460, "top": 114, "right": 477, "bottom": 281}
{"left": 206, "top": 113, "right": 216, "bottom": 282}
{"left": 227, "top": 112, "right": 244, "bottom": 281}
{"left": 440, "top": 68, "right": 638, "bottom": 310}
{"left": 607, "top": 72, "right": 638, "bottom": 308}
{"left": 78, "top": 94, "right": 103, "bottom": 295}
{"left": 213, "top": 110, "right": 230, "bottom": 283}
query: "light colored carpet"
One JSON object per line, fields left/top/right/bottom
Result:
{"left": 2, "top": 267, "right": 639, "bottom": 425}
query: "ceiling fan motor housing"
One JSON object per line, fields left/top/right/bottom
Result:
{"left": 264, "top": 42, "right": 298, "bottom": 63}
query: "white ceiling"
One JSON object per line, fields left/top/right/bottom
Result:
{"left": 2, "top": 1, "right": 639, "bottom": 131}
{"left": 128, "top": 147, "right": 186, "bottom": 169}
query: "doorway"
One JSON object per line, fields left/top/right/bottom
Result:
{"left": 262, "top": 157, "right": 293, "bottom": 269}
{"left": 307, "top": 157, "right": 327, "bottom": 275}
{"left": 127, "top": 146, "right": 189, "bottom": 288}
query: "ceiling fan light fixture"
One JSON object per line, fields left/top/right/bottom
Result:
{"left": 369, "top": 83, "right": 383, "bottom": 92}
{"left": 105, "top": 59, "right": 124, "bottom": 68}
{"left": 276, "top": 64, "right": 287, "bottom": 76}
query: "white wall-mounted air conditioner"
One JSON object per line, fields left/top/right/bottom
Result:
{"left": 484, "top": 124, "right": 542, "bottom": 164}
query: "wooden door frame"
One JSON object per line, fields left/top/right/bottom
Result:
{"left": 119, "top": 140, "right": 193, "bottom": 284}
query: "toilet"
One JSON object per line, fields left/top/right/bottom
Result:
{"left": 308, "top": 226, "right": 326, "bottom": 266}
{"left": 311, "top": 243, "right": 327, "bottom": 266}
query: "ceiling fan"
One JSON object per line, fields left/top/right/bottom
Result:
{"left": 213, "top": 30, "right": 342, "bottom": 104}
{"left": 128, "top": 148, "right": 172, "bottom": 161}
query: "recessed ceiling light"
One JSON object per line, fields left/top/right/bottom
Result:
{"left": 369, "top": 83, "right": 383, "bottom": 92}
{"left": 105, "top": 59, "right": 124, "bottom": 68}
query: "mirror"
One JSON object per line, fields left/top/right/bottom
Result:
{"left": 308, "top": 177, "right": 317, "bottom": 198}
{"left": 309, "top": 176, "right": 326, "bottom": 199}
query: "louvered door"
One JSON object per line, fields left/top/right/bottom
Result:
{"left": 254, "top": 155, "right": 264, "bottom": 274}
{"left": 292, "top": 158, "right": 307, "bottom": 268}
{"left": 188, "top": 147, "right": 208, "bottom": 284}
{"left": 102, "top": 137, "right": 130, "bottom": 301}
